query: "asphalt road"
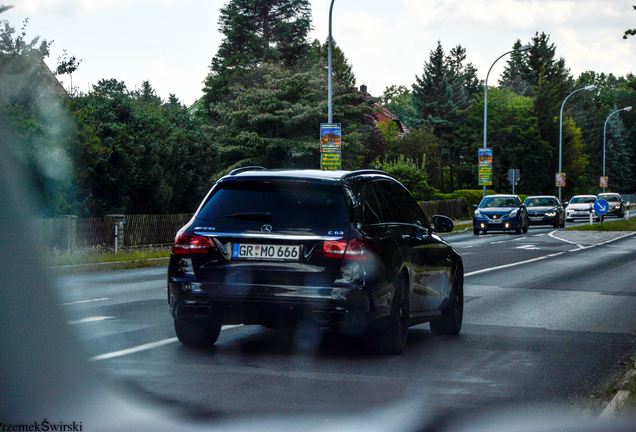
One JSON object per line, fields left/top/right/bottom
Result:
{"left": 54, "top": 226, "right": 636, "bottom": 422}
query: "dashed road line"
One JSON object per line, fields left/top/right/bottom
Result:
{"left": 90, "top": 325, "right": 243, "bottom": 361}
{"left": 62, "top": 298, "right": 109, "bottom": 306}
{"left": 68, "top": 316, "right": 115, "bottom": 325}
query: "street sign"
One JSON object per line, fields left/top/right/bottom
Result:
{"left": 320, "top": 123, "right": 342, "bottom": 170}
{"left": 508, "top": 169, "right": 520, "bottom": 183}
{"left": 593, "top": 199, "right": 609, "bottom": 215}
{"left": 478, "top": 148, "right": 492, "bottom": 186}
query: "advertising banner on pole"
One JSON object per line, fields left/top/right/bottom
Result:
{"left": 478, "top": 148, "right": 493, "bottom": 186}
{"left": 600, "top": 176, "right": 608, "bottom": 188}
{"left": 555, "top": 173, "right": 566, "bottom": 187}
{"left": 320, "top": 123, "right": 341, "bottom": 170}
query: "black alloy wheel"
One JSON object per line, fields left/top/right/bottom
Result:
{"left": 174, "top": 318, "right": 222, "bottom": 348}
{"left": 430, "top": 265, "right": 464, "bottom": 335}
{"left": 379, "top": 273, "right": 410, "bottom": 355}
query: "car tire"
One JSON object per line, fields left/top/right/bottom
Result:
{"left": 566, "top": 218, "right": 572, "bottom": 223}
{"left": 378, "top": 273, "right": 409, "bottom": 355}
{"left": 515, "top": 226, "right": 522, "bottom": 234}
{"left": 174, "top": 318, "right": 222, "bottom": 348}
{"left": 473, "top": 228, "right": 480, "bottom": 235}
{"left": 430, "top": 264, "right": 464, "bottom": 335}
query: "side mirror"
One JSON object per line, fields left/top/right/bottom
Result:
{"left": 563, "top": 201, "right": 569, "bottom": 206}
{"left": 431, "top": 215, "right": 454, "bottom": 233}
{"left": 520, "top": 204, "right": 526, "bottom": 209}
{"left": 472, "top": 204, "right": 478, "bottom": 210}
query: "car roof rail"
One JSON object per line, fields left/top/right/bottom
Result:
{"left": 342, "top": 169, "right": 396, "bottom": 180}
{"left": 228, "top": 166, "right": 267, "bottom": 176}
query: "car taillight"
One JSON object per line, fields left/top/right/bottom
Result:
{"left": 322, "top": 239, "right": 376, "bottom": 261}
{"left": 172, "top": 234, "right": 213, "bottom": 255}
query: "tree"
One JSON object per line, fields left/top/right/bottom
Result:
{"left": 458, "top": 88, "right": 552, "bottom": 194}
{"left": 411, "top": 41, "right": 480, "bottom": 192}
{"left": 309, "top": 38, "right": 355, "bottom": 92}
{"left": 209, "top": 61, "right": 373, "bottom": 172}
{"left": 379, "top": 85, "right": 416, "bottom": 129}
{"left": 54, "top": 49, "right": 82, "bottom": 96}
{"left": 499, "top": 39, "right": 533, "bottom": 97}
{"left": 202, "top": 0, "right": 313, "bottom": 111}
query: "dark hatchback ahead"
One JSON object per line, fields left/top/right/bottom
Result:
{"left": 168, "top": 168, "right": 464, "bottom": 354}
{"left": 523, "top": 195, "right": 565, "bottom": 228}
{"left": 472, "top": 194, "right": 529, "bottom": 235}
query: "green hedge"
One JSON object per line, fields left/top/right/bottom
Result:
{"left": 433, "top": 189, "right": 499, "bottom": 219}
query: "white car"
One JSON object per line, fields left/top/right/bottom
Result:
{"left": 565, "top": 195, "right": 601, "bottom": 222}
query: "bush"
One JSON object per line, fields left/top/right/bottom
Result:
{"left": 375, "top": 155, "right": 437, "bottom": 200}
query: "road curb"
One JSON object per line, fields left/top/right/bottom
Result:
{"left": 51, "top": 257, "right": 170, "bottom": 274}
{"left": 599, "top": 369, "right": 636, "bottom": 419}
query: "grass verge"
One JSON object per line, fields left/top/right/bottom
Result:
{"left": 47, "top": 246, "right": 171, "bottom": 267}
{"left": 566, "top": 217, "right": 636, "bottom": 231}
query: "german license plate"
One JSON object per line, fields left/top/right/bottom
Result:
{"left": 232, "top": 244, "right": 301, "bottom": 261}
{"left": 489, "top": 219, "right": 503, "bottom": 224}
{"left": 530, "top": 217, "right": 543, "bottom": 221}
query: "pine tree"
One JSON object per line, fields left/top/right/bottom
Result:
{"left": 499, "top": 39, "right": 533, "bottom": 97}
{"left": 202, "top": 0, "right": 313, "bottom": 111}
{"left": 411, "top": 41, "right": 479, "bottom": 191}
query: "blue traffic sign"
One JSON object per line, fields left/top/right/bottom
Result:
{"left": 594, "top": 199, "right": 609, "bottom": 215}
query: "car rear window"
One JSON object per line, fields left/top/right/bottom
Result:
{"left": 196, "top": 180, "right": 350, "bottom": 228}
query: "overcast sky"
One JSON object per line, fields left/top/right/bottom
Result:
{"left": 7, "top": 0, "right": 636, "bottom": 106}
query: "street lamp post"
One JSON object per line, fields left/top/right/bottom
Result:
{"left": 328, "top": 0, "right": 335, "bottom": 123}
{"left": 603, "top": 106, "right": 633, "bottom": 192}
{"left": 482, "top": 45, "right": 531, "bottom": 197}
{"left": 558, "top": 84, "right": 596, "bottom": 201}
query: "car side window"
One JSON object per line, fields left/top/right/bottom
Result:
{"left": 362, "top": 185, "right": 384, "bottom": 225}
{"left": 388, "top": 182, "right": 430, "bottom": 228}
{"left": 375, "top": 181, "right": 410, "bottom": 224}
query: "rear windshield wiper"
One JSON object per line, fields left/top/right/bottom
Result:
{"left": 225, "top": 212, "right": 273, "bottom": 222}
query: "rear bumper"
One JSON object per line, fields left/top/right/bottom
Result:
{"left": 168, "top": 281, "right": 385, "bottom": 334}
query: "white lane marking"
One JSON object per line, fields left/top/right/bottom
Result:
{"left": 62, "top": 298, "right": 109, "bottom": 306}
{"left": 68, "top": 316, "right": 115, "bottom": 325}
{"left": 465, "top": 253, "right": 565, "bottom": 277}
{"left": 533, "top": 234, "right": 545, "bottom": 237}
{"left": 91, "top": 338, "right": 178, "bottom": 361}
{"left": 516, "top": 244, "right": 540, "bottom": 250}
{"left": 466, "top": 231, "right": 636, "bottom": 277}
{"left": 90, "top": 324, "right": 243, "bottom": 361}
{"left": 490, "top": 241, "right": 507, "bottom": 245}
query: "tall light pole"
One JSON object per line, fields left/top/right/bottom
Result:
{"left": 482, "top": 45, "right": 531, "bottom": 197}
{"left": 603, "top": 106, "right": 632, "bottom": 192}
{"left": 558, "top": 84, "right": 596, "bottom": 201}
{"left": 328, "top": 0, "right": 335, "bottom": 123}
